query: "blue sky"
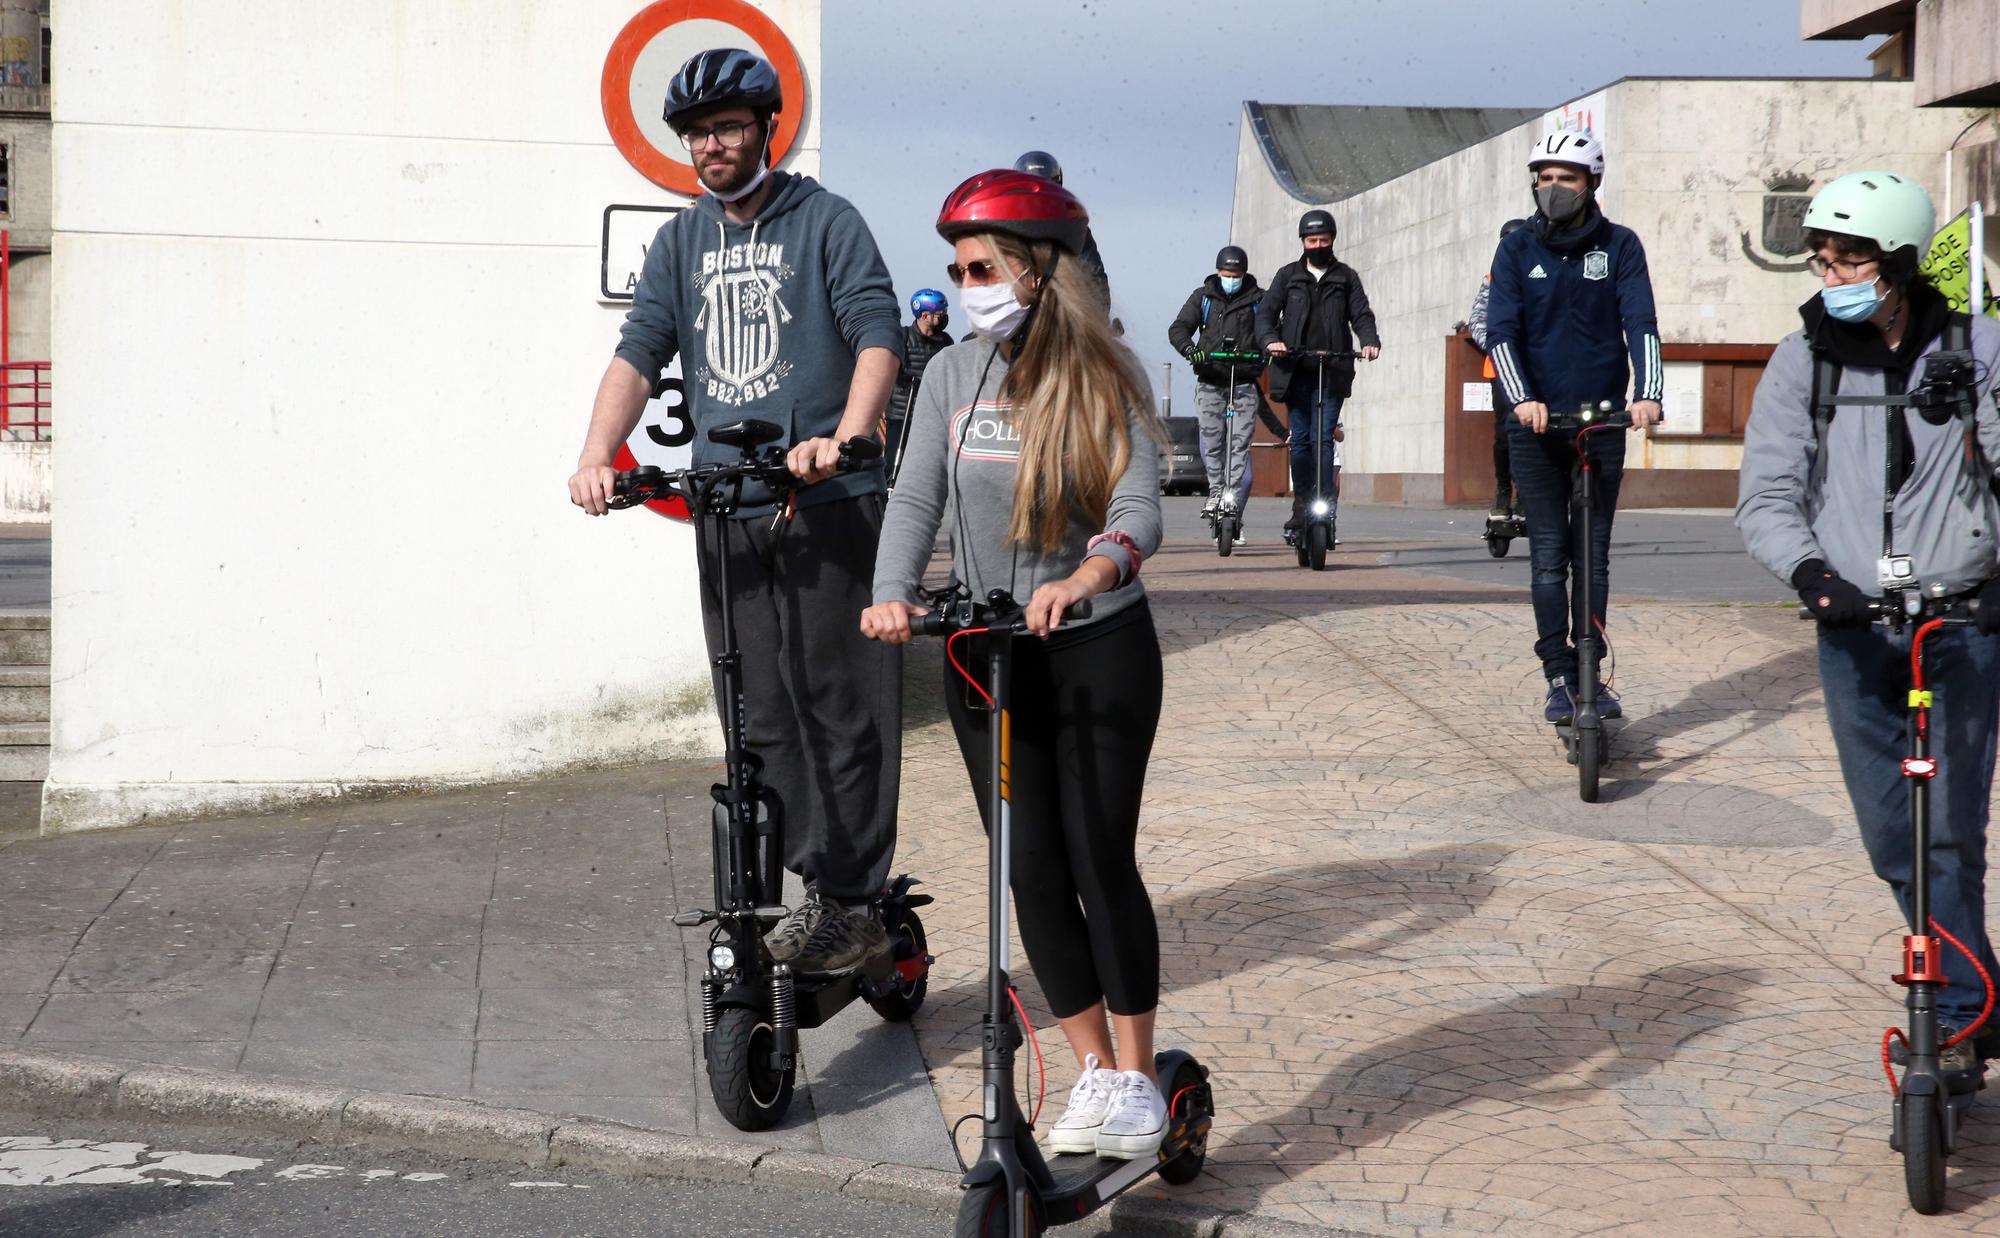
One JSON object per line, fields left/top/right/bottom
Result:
{"left": 823, "top": 0, "right": 1877, "bottom": 416}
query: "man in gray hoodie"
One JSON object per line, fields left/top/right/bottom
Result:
{"left": 568, "top": 49, "right": 904, "bottom": 977}
{"left": 1738, "top": 170, "right": 2000, "bottom": 1089}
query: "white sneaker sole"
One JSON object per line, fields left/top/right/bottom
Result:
{"left": 1047, "top": 1126, "right": 1102, "bottom": 1155}
{"left": 1094, "top": 1126, "right": 1164, "bottom": 1160}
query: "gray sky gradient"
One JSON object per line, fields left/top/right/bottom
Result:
{"left": 823, "top": 0, "right": 1877, "bottom": 417}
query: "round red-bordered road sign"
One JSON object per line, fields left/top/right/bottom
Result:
{"left": 600, "top": 0, "right": 808, "bottom": 198}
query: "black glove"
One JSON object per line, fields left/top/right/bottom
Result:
{"left": 1977, "top": 577, "right": 2000, "bottom": 636}
{"left": 1792, "top": 559, "right": 1871, "bottom": 627}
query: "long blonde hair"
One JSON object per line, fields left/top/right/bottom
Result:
{"left": 976, "top": 231, "right": 1160, "bottom": 554}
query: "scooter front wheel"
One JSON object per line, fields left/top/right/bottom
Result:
{"left": 1576, "top": 725, "right": 1602, "bottom": 803}
{"left": 1307, "top": 522, "right": 1330, "bottom": 571}
{"left": 1903, "top": 1090, "right": 1948, "bottom": 1214}
{"left": 707, "top": 1005, "right": 794, "bottom": 1131}
{"left": 955, "top": 1182, "right": 1043, "bottom": 1238}
{"left": 1217, "top": 516, "right": 1237, "bottom": 558}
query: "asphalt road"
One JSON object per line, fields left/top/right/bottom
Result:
{"left": 0, "top": 525, "right": 48, "bottom": 612}
{"left": 0, "top": 1113, "right": 960, "bottom": 1238}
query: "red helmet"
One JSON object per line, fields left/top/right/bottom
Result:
{"left": 936, "top": 169, "right": 1090, "bottom": 254}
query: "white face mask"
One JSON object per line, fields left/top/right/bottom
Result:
{"left": 706, "top": 126, "right": 772, "bottom": 203}
{"left": 962, "top": 281, "right": 1031, "bottom": 342}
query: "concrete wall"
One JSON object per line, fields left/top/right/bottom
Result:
{"left": 0, "top": 115, "right": 49, "bottom": 248}
{"left": 1231, "top": 78, "right": 1979, "bottom": 483}
{"left": 0, "top": 438, "right": 45, "bottom": 520}
{"left": 45, "top": 0, "right": 822, "bottom": 831}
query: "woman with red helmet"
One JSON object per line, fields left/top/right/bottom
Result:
{"left": 861, "top": 170, "right": 1170, "bottom": 1159}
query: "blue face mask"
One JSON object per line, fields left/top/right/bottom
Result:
{"left": 1821, "top": 278, "right": 1886, "bottom": 323}
{"left": 1219, "top": 275, "right": 1244, "bottom": 294}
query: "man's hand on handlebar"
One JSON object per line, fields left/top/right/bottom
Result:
{"left": 569, "top": 459, "right": 620, "bottom": 516}
{"left": 1265, "top": 341, "right": 1288, "bottom": 356}
{"left": 1630, "top": 400, "right": 1663, "bottom": 430}
{"left": 860, "top": 600, "right": 929, "bottom": 645}
{"left": 1795, "top": 565, "right": 1873, "bottom": 627}
{"left": 787, "top": 436, "right": 847, "bottom": 485}
{"left": 1513, "top": 401, "right": 1550, "bottom": 434}
{"left": 1360, "top": 346, "right": 1380, "bottom": 362}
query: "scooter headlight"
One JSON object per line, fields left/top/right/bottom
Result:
{"left": 1310, "top": 500, "right": 1331, "bottom": 517}
{"left": 709, "top": 944, "right": 737, "bottom": 971}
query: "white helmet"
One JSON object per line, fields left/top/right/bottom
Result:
{"left": 1801, "top": 171, "right": 1935, "bottom": 257}
{"left": 1529, "top": 129, "right": 1605, "bottom": 178}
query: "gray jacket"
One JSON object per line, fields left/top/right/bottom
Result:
{"left": 1736, "top": 311, "right": 2000, "bottom": 596}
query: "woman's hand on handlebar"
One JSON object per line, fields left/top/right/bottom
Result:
{"left": 860, "top": 600, "right": 929, "bottom": 645}
{"left": 1513, "top": 401, "right": 1549, "bottom": 434}
{"left": 1630, "top": 400, "right": 1663, "bottom": 431}
{"left": 569, "top": 460, "right": 620, "bottom": 516}
{"left": 1024, "top": 561, "right": 1115, "bottom": 639}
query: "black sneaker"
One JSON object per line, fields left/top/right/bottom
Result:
{"left": 1943, "top": 1030, "right": 1986, "bottom": 1094}
{"left": 793, "top": 902, "right": 890, "bottom": 977}
{"left": 1544, "top": 678, "right": 1574, "bottom": 724}
{"left": 765, "top": 890, "right": 830, "bottom": 964}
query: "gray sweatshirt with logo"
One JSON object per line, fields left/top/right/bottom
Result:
{"left": 1737, "top": 312, "right": 2000, "bottom": 595}
{"left": 614, "top": 171, "right": 903, "bottom": 516}
{"left": 872, "top": 339, "right": 1162, "bottom": 626}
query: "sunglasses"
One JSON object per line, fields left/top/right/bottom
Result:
{"left": 946, "top": 259, "right": 1013, "bottom": 287}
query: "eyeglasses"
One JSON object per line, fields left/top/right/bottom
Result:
{"left": 946, "top": 259, "right": 1012, "bottom": 287}
{"left": 677, "top": 120, "right": 757, "bottom": 151}
{"left": 1808, "top": 254, "right": 1880, "bottom": 280}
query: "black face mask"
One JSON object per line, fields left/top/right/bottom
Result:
{"left": 1303, "top": 246, "right": 1333, "bottom": 268}
{"left": 1535, "top": 184, "right": 1588, "bottom": 225}
{"left": 933, "top": 312, "right": 949, "bottom": 331}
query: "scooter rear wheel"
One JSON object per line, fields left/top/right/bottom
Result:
{"left": 867, "top": 911, "right": 928, "bottom": 1022}
{"left": 1486, "top": 534, "right": 1509, "bottom": 558}
{"left": 955, "top": 1182, "right": 1043, "bottom": 1237}
{"left": 1157, "top": 1057, "right": 1213, "bottom": 1186}
{"left": 1307, "top": 522, "right": 1330, "bottom": 571}
{"left": 707, "top": 1005, "right": 794, "bottom": 1131}
{"left": 1903, "top": 1090, "right": 1948, "bottom": 1214}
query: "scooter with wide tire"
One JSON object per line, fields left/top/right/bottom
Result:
{"left": 1200, "top": 342, "right": 1262, "bottom": 557}
{"left": 610, "top": 420, "right": 933, "bottom": 1132}
{"left": 911, "top": 588, "right": 1215, "bottom": 1236}
{"left": 1284, "top": 349, "right": 1352, "bottom": 571}
{"left": 1541, "top": 401, "right": 1630, "bottom": 803}
{"left": 1797, "top": 594, "right": 1995, "bottom": 1214}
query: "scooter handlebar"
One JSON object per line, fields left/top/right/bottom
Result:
{"left": 606, "top": 436, "right": 880, "bottom": 510}
{"left": 1543, "top": 401, "right": 1634, "bottom": 431}
{"left": 1795, "top": 598, "right": 1981, "bottom": 623}
{"left": 910, "top": 598, "right": 1093, "bottom": 636}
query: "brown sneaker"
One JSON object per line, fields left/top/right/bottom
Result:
{"left": 793, "top": 903, "right": 890, "bottom": 977}
{"left": 764, "top": 890, "right": 829, "bottom": 964}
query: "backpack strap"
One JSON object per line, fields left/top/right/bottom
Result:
{"left": 1809, "top": 346, "right": 1841, "bottom": 496}
{"left": 1200, "top": 295, "right": 1212, "bottom": 327}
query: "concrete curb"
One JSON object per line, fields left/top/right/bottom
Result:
{"left": 0, "top": 1047, "right": 1369, "bottom": 1236}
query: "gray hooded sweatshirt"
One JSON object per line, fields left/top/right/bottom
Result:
{"left": 615, "top": 171, "right": 904, "bottom": 516}
{"left": 872, "top": 339, "right": 1162, "bottom": 628}
{"left": 1737, "top": 301, "right": 2000, "bottom": 596}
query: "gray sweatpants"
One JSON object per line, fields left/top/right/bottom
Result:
{"left": 695, "top": 493, "right": 901, "bottom": 903}
{"left": 1194, "top": 379, "right": 1258, "bottom": 512}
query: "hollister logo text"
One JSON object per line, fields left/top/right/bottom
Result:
{"left": 694, "top": 241, "right": 795, "bottom": 406}
{"left": 951, "top": 401, "right": 1023, "bottom": 462}
{"left": 1582, "top": 250, "right": 1610, "bottom": 281}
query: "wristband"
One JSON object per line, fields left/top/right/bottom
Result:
{"left": 1086, "top": 531, "right": 1143, "bottom": 586}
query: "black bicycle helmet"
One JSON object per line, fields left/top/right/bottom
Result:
{"left": 663, "top": 49, "right": 782, "bottom": 131}
{"left": 1298, "top": 210, "right": 1335, "bottom": 239}
{"left": 1215, "top": 245, "right": 1248, "bottom": 272}
{"left": 1013, "top": 150, "right": 1064, "bottom": 185}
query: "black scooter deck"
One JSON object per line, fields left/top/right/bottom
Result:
{"left": 789, "top": 948, "right": 899, "bottom": 1030}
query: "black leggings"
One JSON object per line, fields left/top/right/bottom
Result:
{"left": 943, "top": 603, "right": 1163, "bottom": 1019}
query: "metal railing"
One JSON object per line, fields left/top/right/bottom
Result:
{"left": 1, "top": 361, "right": 48, "bottom": 440}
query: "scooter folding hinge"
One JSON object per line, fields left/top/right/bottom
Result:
{"left": 1909, "top": 689, "right": 1934, "bottom": 709}
{"left": 1902, "top": 756, "right": 1938, "bottom": 779}
{"left": 1894, "top": 935, "right": 1949, "bottom": 986}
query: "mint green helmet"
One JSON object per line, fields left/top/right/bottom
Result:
{"left": 1802, "top": 171, "right": 1936, "bottom": 256}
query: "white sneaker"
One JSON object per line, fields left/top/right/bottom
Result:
{"left": 1047, "top": 1055, "right": 1117, "bottom": 1154}
{"left": 1095, "top": 1070, "right": 1167, "bottom": 1160}
{"left": 1199, "top": 498, "right": 1218, "bottom": 517}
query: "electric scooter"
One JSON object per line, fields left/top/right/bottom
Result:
{"left": 1541, "top": 401, "right": 1632, "bottom": 803}
{"left": 1796, "top": 594, "right": 1994, "bottom": 1214}
{"left": 1201, "top": 343, "right": 1262, "bottom": 557}
{"left": 911, "top": 587, "right": 1214, "bottom": 1236}
{"left": 1285, "top": 349, "right": 1353, "bottom": 572}
{"left": 610, "top": 420, "right": 933, "bottom": 1132}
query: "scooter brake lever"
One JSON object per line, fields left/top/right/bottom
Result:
{"left": 672, "top": 909, "right": 715, "bottom": 928}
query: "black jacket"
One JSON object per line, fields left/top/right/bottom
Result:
{"left": 888, "top": 322, "right": 955, "bottom": 422}
{"left": 1168, "top": 274, "right": 1265, "bottom": 385}
{"left": 1254, "top": 256, "right": 1380, "bottom": 402}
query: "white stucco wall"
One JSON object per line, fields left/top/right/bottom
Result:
{"left": 46, "top": 1, "right": 822, "bottom": 831}
{"left": 1232, "top": 78, "right": 1980, "bottom": 478}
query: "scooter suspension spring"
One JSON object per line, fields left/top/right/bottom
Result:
{"left": 768, "top": 964, "right": 797, "bottom": 1032}
{"left": 700, "top": 971, "right": 721, "bottom": 1035}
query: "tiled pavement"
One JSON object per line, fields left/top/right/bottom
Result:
{"left": 6, "top": 524, "right": 2000, "bottom": 1233}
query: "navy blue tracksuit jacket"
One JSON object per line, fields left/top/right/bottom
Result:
{"left": 1485, "top": 211, "right": 1663, "bottom": 419}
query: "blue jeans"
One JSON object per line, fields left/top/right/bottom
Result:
{"left": 1286, "top": 389, "right": 1343, "bottom": 515}
{"left": 1508, "top": 427, "right": 1624, "bottom": 683}
{"left": 1819, "top": 624, "right": 2000, "bottom": 1029}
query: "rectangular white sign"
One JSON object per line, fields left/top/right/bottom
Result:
{"left": 600, "top": 204, "right": 682, "bottom": 303}
{"left": 1462, "top": 381, "right": 1493, "bottom": 412}
{"left": 1654, "top": 360, "right": 1705, "bottom": 435}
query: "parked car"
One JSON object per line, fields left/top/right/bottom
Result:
{"left": 1157, "top": 415, "right": 1206, "bottom": 496}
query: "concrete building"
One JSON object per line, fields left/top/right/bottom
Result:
{"left": 46, "top": 1, "right": 822, "bottom": 831}
{"left": 0, "top": 0, "right": 49, "bottom": 522}
{"left": 1230, "top": 77, "right": 1988, "bottom": 506}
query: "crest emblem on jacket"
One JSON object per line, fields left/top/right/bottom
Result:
{"left": 1582, "top": 250, "right": 1610, "bottom": 281}
{"left": 694, "top": 241, "right": 795, "bottom": 406}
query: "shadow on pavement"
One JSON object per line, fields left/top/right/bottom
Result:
{"left": 0, "top": 1187, "right": 218, "bottom": 1237}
